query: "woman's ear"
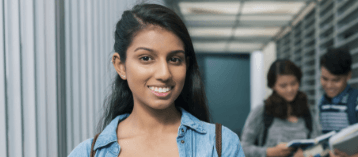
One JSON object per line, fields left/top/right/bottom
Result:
{"left": 112, "top": 53, "right": 126, "bottom": 80}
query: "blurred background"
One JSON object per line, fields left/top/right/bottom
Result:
{"left": 1, "top": 0, "right": 358, "bottom": 156}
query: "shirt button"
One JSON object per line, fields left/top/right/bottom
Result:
{"left": 181, "top": 140, "right": 185, "bottom": 144}
{"left": 181, "top": 128, "right": 184, "bottom": 132}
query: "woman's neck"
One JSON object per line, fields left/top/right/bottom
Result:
{"left": 125, "top": 104, "right": 182, "bottom": 133}
{"left": 287, "top": 104, "right": 298, "bottom": 123}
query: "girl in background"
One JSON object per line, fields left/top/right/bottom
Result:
{"left": 241, "top": 59, "right": 321, "bottom": 157}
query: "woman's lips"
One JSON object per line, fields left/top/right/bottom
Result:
{"left": 150, "top": 90, "right": 170, "bottom": 97}
{"left": 148, "top": 86, "right": 173, "bottom": 97}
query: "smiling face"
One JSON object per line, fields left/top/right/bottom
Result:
{"left": 320, "top": 66, "right": 351, "bottom": 98}
{"left": 113, "top": 26, "right": 187, "bottom": 110}
{"left": 272, "top": 75, "right": 300, "bottom": 102}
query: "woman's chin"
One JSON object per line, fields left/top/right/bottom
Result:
{"left": 147, "top": 102, "right": 175, "bottom": 110}
{"left": 284, "top": 97, "right": 295, "bottom": 102}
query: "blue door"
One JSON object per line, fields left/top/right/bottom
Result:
{"left": 197, "top": 54, "right": 250, "bottom": 137}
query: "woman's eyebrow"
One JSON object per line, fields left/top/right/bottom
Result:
{"left": 134, "top": 47, "right": 153, "bottom": 52}
{"left": 134, "top": 47, "right": 185, "bottom": 54}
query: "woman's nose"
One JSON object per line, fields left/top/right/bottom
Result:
{"left": 287, "top": 85, "right": 293, "bottom": 92}
{"left": 155, "top": 61, "right": 172, "bottom": 81}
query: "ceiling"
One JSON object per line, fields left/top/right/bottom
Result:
{"left": 164, "top": 0, "right": 314, "bottom": 53}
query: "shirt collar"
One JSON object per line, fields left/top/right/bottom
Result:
{"left": 325, "top": 85, "right": 351, "bottom": 104}
{"left": 93, "top": 113, "right": 129, "bottom": 150}
{"left": 179, "top": 107, "right": 207, "bottom": 134}
{"left": 93, "top": 108, "right": 206, "bottom": 150}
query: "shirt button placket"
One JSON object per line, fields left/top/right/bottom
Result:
{"left": 177, "top": 127, "right": 186, "bottom": 157}
{"left": 180, "top": 128, "right": 185, "bottom": 144}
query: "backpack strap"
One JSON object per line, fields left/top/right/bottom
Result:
{"left": 215, "top": 123, "right": 222, "bottom": 157}
{"left": 347, "top": 88, "right": 358, "bottom": 124}
{"left": 90, "top": 133, "right": 100, "bottom": 157}
{"left": 262, "top": 111, "right": 274, "bottom": 146}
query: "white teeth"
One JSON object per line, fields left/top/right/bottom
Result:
{"left": 149, "top": 86, "right": 172, "bottom": 93}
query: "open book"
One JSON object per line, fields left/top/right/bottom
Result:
{"left": 286, "top": 131, "right": 336, "bottom": 148}
{"left": 329, "top": 123, "right": 358, "bottom": 156}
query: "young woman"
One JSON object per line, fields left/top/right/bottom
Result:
{"left": 68, "top": 4, "right": 244, "bottom": 157}
{"left": 241, "top": 59, "right": 321, "bottom": 157}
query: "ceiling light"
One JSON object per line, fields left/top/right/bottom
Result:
{"left": 188, "top": 28, "right": 233, "bottom": 37}
{"left": 184, "top": 15, "right": 237, "bottom": 21}
{"left": 193, "top": 42, "right": 227, "bottom": 52}
{"left": 228, "top": 43, "right": 263, "bottom": 51}
{"left": 235, "top": 28, "right": 281, "bottom": 37}
{"left": 239, "top": 15, "right": 293, "bottom": 21}
{"left": 241, "top": 1, "right": 305, "bottom": 14}
{"left": 193, "top": 42, "right": 264, "bottom": 53}
{"left": 179, "top": 2, "right": 241, "bottom": 15}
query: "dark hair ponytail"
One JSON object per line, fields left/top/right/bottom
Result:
{"left": 98, "top": 4, "right": 210, "bottom": 131}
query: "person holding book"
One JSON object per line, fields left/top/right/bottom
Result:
{"left": 319, "top": 48, "right": 358, "bottom": 157}
{"left": 241, "top": 59, "right": 321, "bottom": 157}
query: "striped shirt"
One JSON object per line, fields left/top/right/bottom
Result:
{"left": 319, "top": 85, "right": 358, "bottom": 133}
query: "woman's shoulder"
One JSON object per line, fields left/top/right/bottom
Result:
{"left": 200, "top": 121, "right": 240, "bottom": 139}
{"left": 199, "top": 121, "right": 245, "bottom": 156}
{"left": 251, "top": 104, "right": 265, "bottom": 114}
{"left": 246, "top": 104, "right": 265, "bottom": 121}
{"left": 68, "top": 138, "right": 93, "bottom": 157}
{"left": 181, "top": 108, "right": 241, "bottom": 141}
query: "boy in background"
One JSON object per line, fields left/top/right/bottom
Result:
{"left": 319, "top": 48, "right": 358, "bottom": 157}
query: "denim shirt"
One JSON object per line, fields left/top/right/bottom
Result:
{"left": 68, "top": 108, "right": 245, "bottom": 157}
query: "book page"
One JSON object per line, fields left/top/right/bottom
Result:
{"left": 315, "top": 131, "right": 336, "bottom": 143}
{"left": 329, "top": 123, "right": 358, "bottom": 145}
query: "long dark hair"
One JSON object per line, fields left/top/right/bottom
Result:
{"left": 99, "top": 4, "right": 209, "bottom": 131}
{"left": 265, "top": 59, "right": 310, "bottom": 119}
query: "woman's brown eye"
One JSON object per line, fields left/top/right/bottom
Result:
{"left": 170, "top": 57, "right": 182, "bottom": 63}
{"left": 140, "top": 56, "right": 152, "bottom": 61}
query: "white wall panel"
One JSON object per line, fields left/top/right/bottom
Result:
{"left": 64, "top": 0, "right": 73, "bottom": 153}
{"left": 44, "top": 0, "right": 58, "bottom": 156}
{"left": 86, "top": 0, "right": 95, "bottom": 137}
{"left": 4, "top": 0, "right": 23, "bottom": 156}
{"left": 250, "top": 51, "right": 265, "bottom": 110}
{"left": 34, "top": 0, "right": 48, "bottom": 156}
{"left": 70, "top": 0, "right": 82, "bottom": 146}
{"left": 99, "top": 0, "right": 105, "bottom": 111}
{"left": 79, "top": 0, "right": 88, "bottom": 141}
{"left": 20, "top": 0, "right": 37, "bottom": 157}
{"left": 262, "top": 42, "right": 276, "bottom": 99}
{"left": 93, "top": 0, "right": 100, "bottom": 131}
{"left": 105, "top": 0, "right": 111, "bottom": 93}
{"left": 0, "top": 0, "right": 7, "bottom": 156}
